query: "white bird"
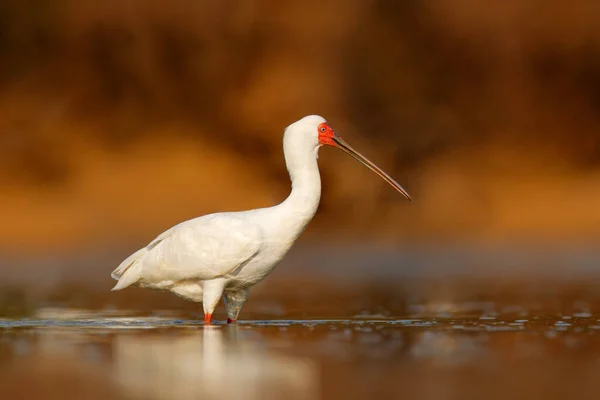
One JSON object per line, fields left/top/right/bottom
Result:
{"left": 110, "top": 115, "right": 410, "bottom": 324}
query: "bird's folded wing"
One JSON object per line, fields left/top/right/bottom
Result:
{"left": 143, "top": 214, "right": 264, "bottom": 282}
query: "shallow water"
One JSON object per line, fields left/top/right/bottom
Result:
{"left": 2, "top": 308, "right": 600, "bottom": 400}
{"left": 3, "top": 244, "right": 600, "bottom": 399}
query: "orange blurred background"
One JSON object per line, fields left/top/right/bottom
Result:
{"left": 2, "top": 0, "right": 600, "bottom": 256}
{"left": 2, "top": 5, "right": 600, "bottom": 399}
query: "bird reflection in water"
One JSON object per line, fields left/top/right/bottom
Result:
{"left": 112, "top": 325, "right": 319, "bottom": 400}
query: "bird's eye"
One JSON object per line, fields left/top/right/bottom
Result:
{"left": 319, "top": 127, "right": 327, "bottom": 133}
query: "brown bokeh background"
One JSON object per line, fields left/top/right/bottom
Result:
{"left": 2, "top": 0, "right": 600, "bottom": 256}
{"left": 2, "top": 4, "right": 600, "bottom": 399}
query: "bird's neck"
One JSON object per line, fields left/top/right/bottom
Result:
{"left": 270, "top": 144, "right": 322, "bottom": 239}
{"left": 284, "top": 147, "right": 322, "bottom": 214}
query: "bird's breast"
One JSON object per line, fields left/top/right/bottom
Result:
{"left": 226, "top": 239, "right": 295, "bottom": 288}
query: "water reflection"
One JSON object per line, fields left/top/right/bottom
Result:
{"left": 113, "top": 325, "right": 319, "bottom": 400}
{"left": 2, "top": 310, "right": 600, "bottom": 399}
{"left": 409, "top": 331, "right": 489, "bottom": 366}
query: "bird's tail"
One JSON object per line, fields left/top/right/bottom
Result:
{"left": 111, "top": 248, "right": 146, "bottom": 291}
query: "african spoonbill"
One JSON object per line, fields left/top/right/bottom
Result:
{"left": 111, "top": 115, "right": 410, "bottom": 324}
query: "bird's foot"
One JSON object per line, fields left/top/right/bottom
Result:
{"left": 204, "top": 313, "right": 212, "bottom": 325}
{"left": 227, "top": 318, "right": 236, "bottom": 324}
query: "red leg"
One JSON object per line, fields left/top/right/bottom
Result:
{"left": 227, "top": 318, "right": 236, "bottom": 324}
{"left": 204, "top": 313, "right": 212, "bottom": 325}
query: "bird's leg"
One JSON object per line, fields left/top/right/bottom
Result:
{"left": 202, "top": 278, "right": 227, "bottom": 325}
{"left": 223, "top": 288, "right": 250, "bottom": 324}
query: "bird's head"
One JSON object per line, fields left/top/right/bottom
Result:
{"left": 284, "top": 115, "right": 411, "bottom": 201}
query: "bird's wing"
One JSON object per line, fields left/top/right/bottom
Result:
{"left": 142, "top": 213, "right": 264, "bottom": 283}
{"left": 111, "top": 225, "right": 180, "bottom": 290}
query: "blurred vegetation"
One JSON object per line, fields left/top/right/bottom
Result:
{"left": 0, "top": 287, "right": 34, "bottom": 317}
{"left": 1, "top": 0, "right": 600, "bottom": 252}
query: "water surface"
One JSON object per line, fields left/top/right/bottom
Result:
{"left": 2, "top": 244, "right": 600, "bottom": 399}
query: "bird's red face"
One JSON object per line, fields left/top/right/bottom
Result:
{"left": 316, "top": 121, "right": 411, "bottom": 201}
{"left": 317, "top": 122, "right": 337, "bottom": 146}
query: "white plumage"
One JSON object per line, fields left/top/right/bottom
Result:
{"left": 111, "top": 115, "right": 410, "bottom": 324}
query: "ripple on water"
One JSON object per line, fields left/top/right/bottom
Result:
{"left": 1, "top": 308, "right": 600, "bottom": 335}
